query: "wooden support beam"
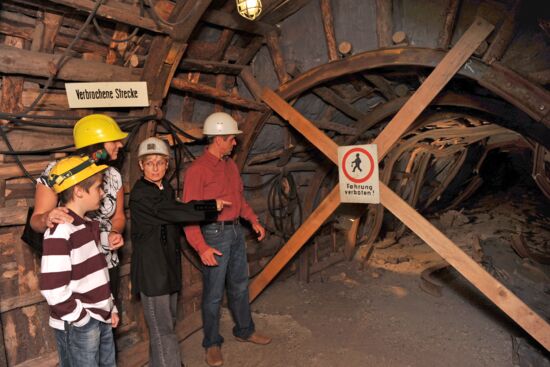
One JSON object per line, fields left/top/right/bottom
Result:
{"left": 240, "top": 66, "right": 266, "bottom": 101}
{"left": 262, "top": 0, "right": 313, "bottom": 24}
{"left": 202, "top": 9, "right": 278, "bottom": 36}
{"left": 47, "top": 0, "right": 168, "bottom": 34}
{"left": 482, "top": 0, "right": 521, "bottom": 63}
{"left": 21, "top": 89, "right": 69, "bottom": 110}
{"left": 265, "top": 30, "right": 291, "bottom": 84}
{"left": 179, "top": 59, "right": 244, "bottom": 75}
{"left": 379, "top": 184, "right": 550, "bottom": 350}
{"left": 0, "top": 160, "right": 52, "bottom": 180}
{"left": 375, "top": 0, "right": 393, "bottom": 48}
{"left": 313, "top": 86, "right": 366, "bottom": 120}
{"left": 257, "top": 80, "right": 550, "bottom": 355}
{"left": 170, "top": 77, "right": 267, "bottom": 111}
{"left": 1, "top": 36, "right": 25, "bottom": 122}
{"left": 186, "top": 40, "right": 243, "bottom": 62}
{"left": 211, "top": 29, "right": 235, "bottom": 61}
{"left": 251, "top": 16, "right": 492, "bottom": 297}
{"left": 0, "top": 45, "right": 141, "bottom": 81}
{"left": 438, "top": 0, "right": 461, "bottom": 49}
{"left": 320, "top": 0, "right": 339, "bottom": 62}
{"left": 0, "top": 19, "right": 108, "bottom": 56}
{"left": 42, "top": 12, "right": 64, "bottom": 53}
{"left": 376, "top": 18, "right": 494, "bottom": 159}
{"left": 249, "top": 17, "right": 550, "bottom": 351}
{"left": 249, "top": 186, "right": 341, "bottom": 298}
{"left": 237, "top": 36, "right": 264, "bottom": 65}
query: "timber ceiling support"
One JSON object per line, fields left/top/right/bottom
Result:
{"left": 438, "top": 0, "right": 461, "bottom": 50}
{"left": 251, "top": 18, "right": 550, "bottom": 351}
{"left": 0, "top": 44, "right": 141, "bottom": 81}
{"left": 274, "top": 48, "right": 550, "bottom": 147}
{"left": 46, "top": 0, "right": 169, "bottom": 33}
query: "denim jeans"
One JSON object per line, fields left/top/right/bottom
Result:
{"left": 201, "top": 222, "right": 255, "bottom": 348}
{"left": 140, "top": 292, "right": 182, "bottom": 367}
{"left": 54, "top": 317, "right": 116, "bottom": 367}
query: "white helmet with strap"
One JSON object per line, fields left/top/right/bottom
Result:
{"left": 203, "top": 112, "right": 243, "bottom": 135}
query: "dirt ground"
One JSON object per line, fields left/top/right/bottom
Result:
{"left": 180, "top": 185, "right": 550, "bottom": 367}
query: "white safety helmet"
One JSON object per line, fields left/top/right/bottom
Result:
{"left": 138, "top": 137, "right": 170, "bottom": 158}
{"left": 203, "top": 112, "right": 243, "bottom": 136}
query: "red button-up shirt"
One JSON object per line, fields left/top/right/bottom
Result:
{"left": 183, "top": 150, "right": 258, "bottom": 254}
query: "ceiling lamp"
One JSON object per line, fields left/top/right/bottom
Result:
{"left": 236, "top": 0, "right": 262, "bottom": 20}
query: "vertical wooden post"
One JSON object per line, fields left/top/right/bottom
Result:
{"left": 265, "top": 30, "right": 291, "bottom": 84}
{"left": 482, "top": 0, "right": 521, "bottom": 64}
{"left": 375, "top": 0, "right": 393, "bottom": 48}
{"left": 320, "top": 0, "right": 339, "bottom": 62}
{"left": 106, "top": 24, "right": 131, "bottom": 65}
{"left": 438, "top": 0, "right": 461, "bottom": 49}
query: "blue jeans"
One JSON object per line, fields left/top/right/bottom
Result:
{"left": 141, "top": 292, "right": 182, "bottom": 367}
{"left": 201, "top": 222, "right": 255, "bottom": 348}
{"left": 54, "top": 317, "right": 116, "bottom": 367}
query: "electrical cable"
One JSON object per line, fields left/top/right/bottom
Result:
{"left": 267, "top": 171, "right": 303, "bottom": 240}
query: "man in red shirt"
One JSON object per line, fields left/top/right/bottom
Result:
{"left": 183, "top": 112, "right": 271, "bottom": 367}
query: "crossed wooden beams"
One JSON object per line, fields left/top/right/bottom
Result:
{"left": 249, "top": 17, "right": 550, "bottom": 351}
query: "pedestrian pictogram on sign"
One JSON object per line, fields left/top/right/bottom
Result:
{"left": 338, "top": 145, "right": 380, "bottom": 203}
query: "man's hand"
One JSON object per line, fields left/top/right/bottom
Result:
{"left": 252, "top": 222, "right": 266, "bottom": 241}
{"left": 215, "top": 199, "right": 232, "bottom": 212}
{"left": 108, "top": 232, "right": 124, "bottom": 250}
{"left": 200, "top": 246, "right": 223, "bottom": 266}
{"left": 45, "top": 207, "right": 73, "bottom": 228}
{"left": 111, "top": 312, "right": 120, "bottom": 328}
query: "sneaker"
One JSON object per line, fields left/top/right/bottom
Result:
{"left": 235, "top": 332, "right": 272, "bottom": 345}
{"left": 205, "top": 346, "right": 223, "bottom": 367}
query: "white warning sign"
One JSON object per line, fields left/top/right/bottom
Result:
{"left": 338, "top": 144, "right": 380, "bottom": 203}
{"left": 65, "top": 81, "right": 149, "bottom": 108}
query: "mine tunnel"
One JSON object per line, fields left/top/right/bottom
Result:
{"left": 0, "top": 0, "right": 549, "bottom": 366}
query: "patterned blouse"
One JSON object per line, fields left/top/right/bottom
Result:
{"left": 38, "top": 162, "right": 122, "bottom": 268}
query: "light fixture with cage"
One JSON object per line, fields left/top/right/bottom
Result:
{"left": 236, "top": 0, "right": 262, "bottom": 20}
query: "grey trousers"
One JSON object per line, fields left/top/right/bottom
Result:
{"left": 141, "top": 292, "right": 182, "bottom": 367}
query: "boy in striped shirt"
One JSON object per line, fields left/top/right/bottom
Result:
{"left": 39, "top": 156, "right": 119, "bottom": 367}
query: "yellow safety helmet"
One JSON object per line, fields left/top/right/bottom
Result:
{"left": 47, "top": 156, "right": 108, "bottom": 193}
{"left": 73, "top": 114, "right": 128, "bottom": 149}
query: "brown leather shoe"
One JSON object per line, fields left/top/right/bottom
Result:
{"left": 235, "top": 332, "right": 272, "bottom": 345}
{"left": 205, "top": 346, "right": 223, "bottom": 367}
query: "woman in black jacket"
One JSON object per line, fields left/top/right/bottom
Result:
{"left": 130, "top": 137, "right": 229, "bottom": 367}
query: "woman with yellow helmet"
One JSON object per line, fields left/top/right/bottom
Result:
{"left": 31, "top": 114, "right": 128, "bottom": 301}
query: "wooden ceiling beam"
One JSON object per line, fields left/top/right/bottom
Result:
{"left": 262, "top": 0, "right": 313, "bottom": 24}
{"left": 202, "top": 9, "right": 278, "bottom": 36}
{"left": 178, "top": 59, "right": 244, "bottom": 75}
{"left": 0, "top": 44, "right": 139, "bottom": 81}
{"left": 170, "top": 77, "right": 267, "bottom": 111}
{"left": 46, "top": 0, "right": 168, "bottom": 33}
{"left": 0, "top": 19, "right": 108, "bottom": 56}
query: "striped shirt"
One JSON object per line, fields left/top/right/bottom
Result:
{"left": 39, "top": 210, "right": 116, "bottom": 331}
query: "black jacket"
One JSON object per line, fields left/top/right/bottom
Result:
{"left": 129, "top": 178, "right": 217, "bottom": 296}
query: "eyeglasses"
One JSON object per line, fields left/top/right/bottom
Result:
{"left": 143, "top": 160, "right": 168, "bottom": 168}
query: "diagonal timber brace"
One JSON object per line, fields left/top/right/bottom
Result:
{"left": 250, "top": 17, "right": 550, "bottom": 350}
